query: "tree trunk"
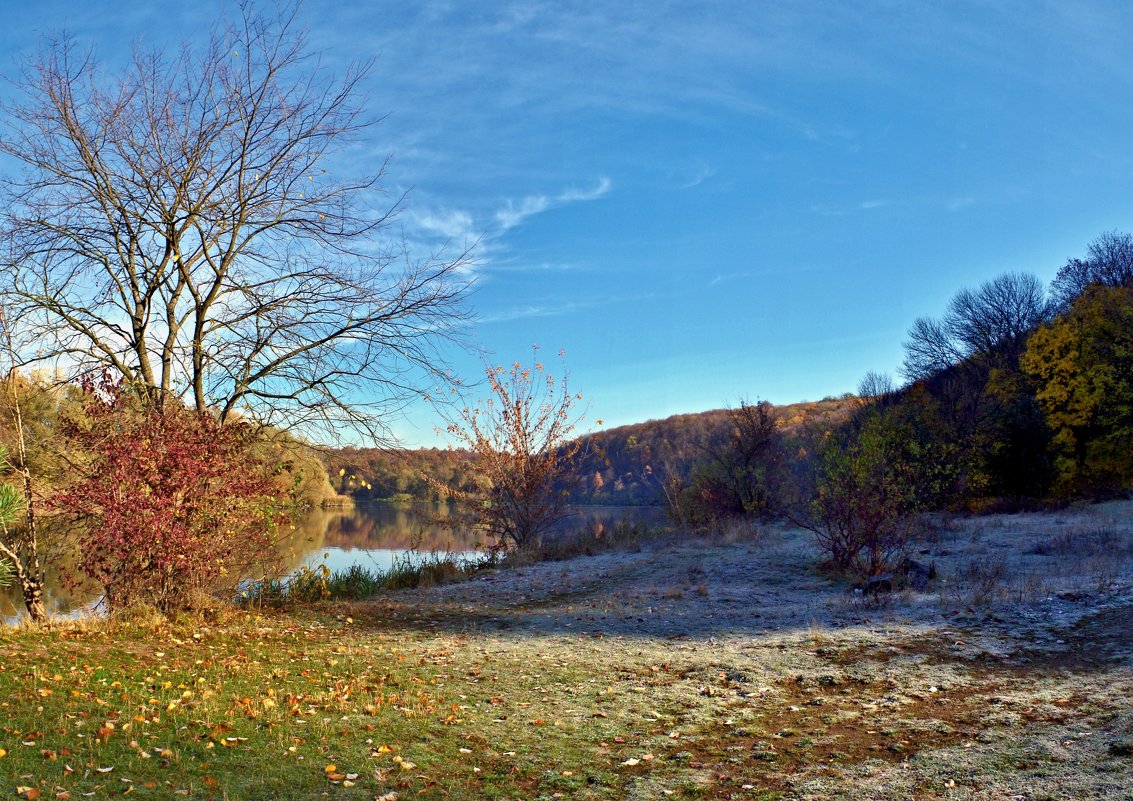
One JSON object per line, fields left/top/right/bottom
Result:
{"left": 20, "top": 571, "right": 46, "bottom": 622}
{"left": 3, "top": 552, "right": 47, "bottom": 622}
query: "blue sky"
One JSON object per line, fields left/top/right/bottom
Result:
{"left": 4, "top": 1, "right": 1133, "bottom": 446}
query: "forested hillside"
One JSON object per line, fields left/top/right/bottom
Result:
{"left": 322, "top": 397, "right": 856, "bottom": 506}
{"left": 565, "top": 398, "right": 856, "bottom": 505}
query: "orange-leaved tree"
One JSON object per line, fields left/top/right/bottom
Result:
{"left": 443, "top": 349, "right": 585, "bottom": 551}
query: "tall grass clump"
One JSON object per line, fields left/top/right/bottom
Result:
{"left": 380, "top": 551, "right": 485, "bottom": 591}
{"left": 247, "top": 551, "right": 487, "bottom": 607}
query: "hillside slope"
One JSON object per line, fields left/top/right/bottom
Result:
{"left": 323, "top": 397, "right": 856, "bottom": 506}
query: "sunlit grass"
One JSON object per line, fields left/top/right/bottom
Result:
{"left": 0, "top": 612, "right": 625, "bottom": 799}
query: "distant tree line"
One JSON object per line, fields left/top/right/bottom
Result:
{"left": 322, "top": 398, "right": 857, "bottom": 509}
{"left": 323, "top": 448, "right": 483, "bottom": 503}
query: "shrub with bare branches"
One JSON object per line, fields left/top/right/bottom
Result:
{"left": 442, "top": 349, "right": 584, "bottom": 552}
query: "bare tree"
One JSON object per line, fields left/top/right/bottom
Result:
{"left": 1049, "top": 230, "right": 1133, "bottom": 311}
{"left": 901, "top": 272, "right": 1050, "bottom": 381}
{"left": 441, "top": 349, "right": 584, "bottom": 551}
{"left": 857, "top": 370, "right": 896, "bottom": 402}
{"left": 0, "top": 3, "right": 469, "bottom": 442}
{"left": 900, "top": 316, "right": 963, "bottom": 382}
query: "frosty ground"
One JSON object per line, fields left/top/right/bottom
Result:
{"left": 352, "top": 500, "right": 1133, "bottom": 799}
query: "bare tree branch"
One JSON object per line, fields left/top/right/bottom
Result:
{"left": 0, "top": 3, "right": 470, "bottom": 443}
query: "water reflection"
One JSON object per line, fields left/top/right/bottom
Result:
{"left": 280, "top": 502, "right": 484, "bottom": 574}
{"left": 2, "top": 504, "right": 665, "bottom": 620}
{"left": 0, "top": 558, "right": 102, "bottom": 623}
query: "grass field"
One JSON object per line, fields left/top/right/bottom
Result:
{"left": 2, "top": 503, "right": 1132, "bottom": 800}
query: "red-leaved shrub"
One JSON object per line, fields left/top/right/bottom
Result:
{"left": 61, "top": 384, "right": 288, "bottom": 612}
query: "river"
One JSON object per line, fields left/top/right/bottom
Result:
{"left": 1, "top": 503, "right": 665, "bottom": 621}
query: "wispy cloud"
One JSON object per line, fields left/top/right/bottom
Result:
{"left": 809, "top": 199, "right": 890, "bottom": 216}
{"left": 406, "top": 208, "right": 477, "bottom": 243}
{"left": 494, "top": 177, "right": 612, "bottom": 231}
{"left": 679, "top": 161, "right": 717, "bottom": 189}
{"left": 483, "top": 258, "right": 580, "bottom": 274}
{"left": 479, "top": 290, "right": 652, "bottom": 324}
{"left": 399, "top": 176, "right": 612, "bottom": 277}
{"left": 708, "top": 271, "right": 751, "bottom": 287}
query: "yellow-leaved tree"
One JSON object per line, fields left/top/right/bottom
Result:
{"left": 1021, "top": 285, "right": 1133, "bottom": 493}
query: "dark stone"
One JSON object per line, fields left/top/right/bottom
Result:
{"left": 897, "top": 557, "right": 937, "bottom": 590}
{"left": 1109, "top": 739, "right": 1133, "bottom": 757}
{"left": 866, "top": 573, "right": 894, "bottom": 594}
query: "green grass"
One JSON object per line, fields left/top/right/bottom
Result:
{"left": 3, "top": 602, "right": 1132, "bottom": 801}
{"left": 0, "top": 612, "right": 629, "bottom": 800}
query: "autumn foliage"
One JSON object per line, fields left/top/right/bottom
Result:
{"left": 59, "top": 383, "right": 290, "bottom": 612}
{"left": 1022, "top": 285, "right": 1133, "bottom": 493}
